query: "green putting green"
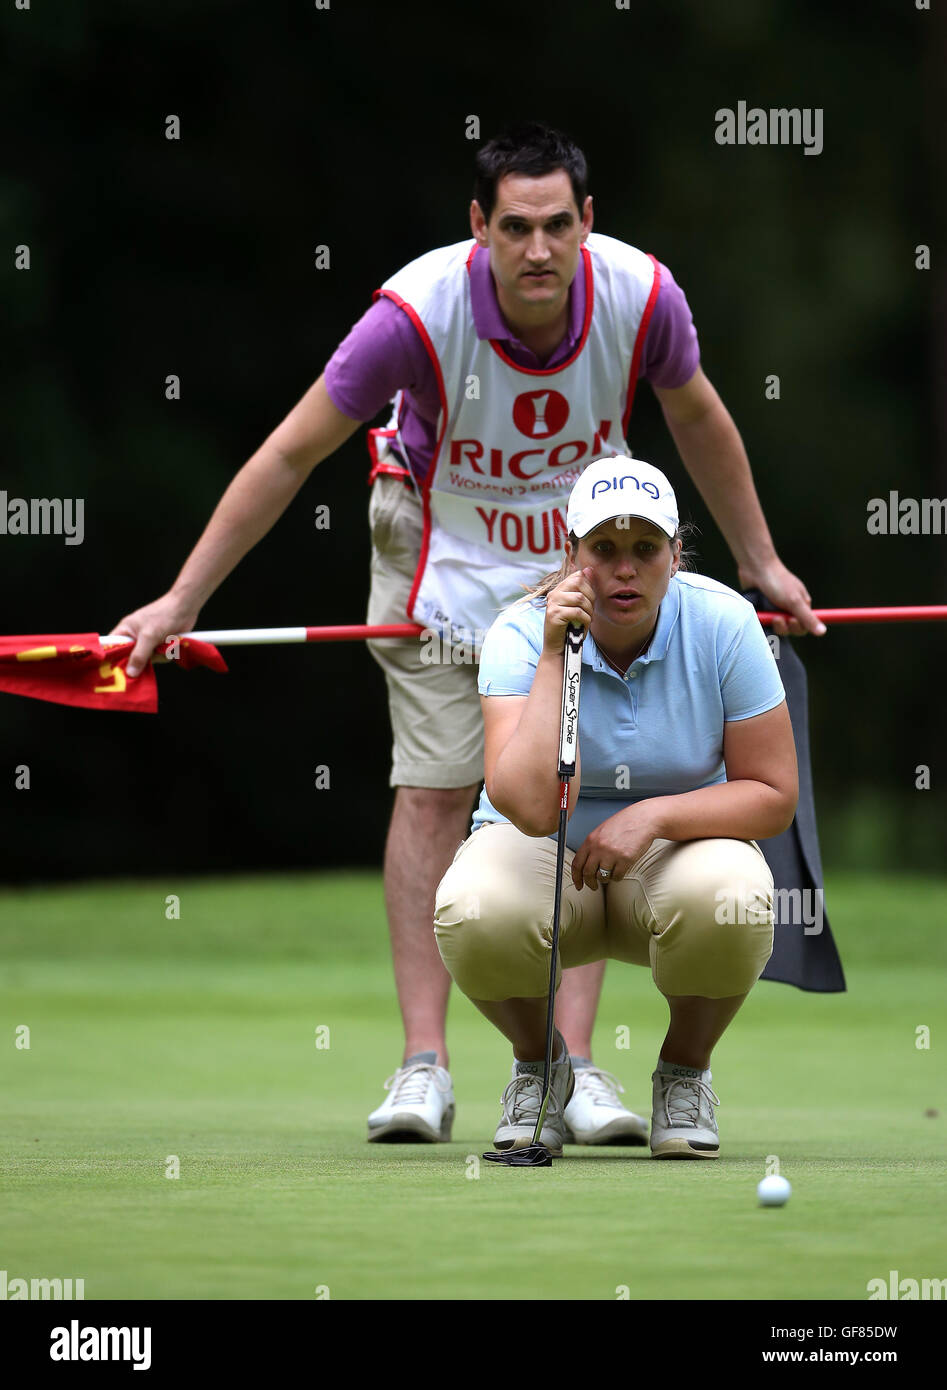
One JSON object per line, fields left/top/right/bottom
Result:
{"left": 1, "top": 872, "right": 944, "bottom": 1300}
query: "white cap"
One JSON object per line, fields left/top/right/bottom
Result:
{"left": 567, "top": 457, "right": 678, "bottom": 539}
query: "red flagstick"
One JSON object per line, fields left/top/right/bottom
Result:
{"left": 95, "top": 609, "right": 947, "bottom": 650}
{"left": 303, "top": 624, "right": 426, "bottom": 642}
{"left": 3, "top": 610, "right": 942, "bottom": 715}
{"left": 757, "top": 606, "right": 947, "bottom": 627}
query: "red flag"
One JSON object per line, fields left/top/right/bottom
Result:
{"left": 0, "top": 634, "right": 227, "bottom": 713}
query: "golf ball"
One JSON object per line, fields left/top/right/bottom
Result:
{"left": 757, "top": 1175, "right": 791, "bottom": 1206}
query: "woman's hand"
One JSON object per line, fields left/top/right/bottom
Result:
{"left": 543, "top": 566, "right": 596, "bottom": 654}
{"left": 571, "top": 803, "right": 662, "bottom": 891}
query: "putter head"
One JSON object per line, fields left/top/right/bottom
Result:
{"left": 482, "top": 1144, "right": 553, "bottom": 1167}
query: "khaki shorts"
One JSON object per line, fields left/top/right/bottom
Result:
{"left": 434, "top": 822, "right": 775, "bottom": 1000}
{"left": 366, "top": 475, "right": 484, "bottom": 788}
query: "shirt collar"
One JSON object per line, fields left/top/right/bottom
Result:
{"left": 582, "top": 577, "right": 682, "bottom": 673}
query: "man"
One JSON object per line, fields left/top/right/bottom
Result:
{"left": 114, "top": 122, "right": 835, "bottom": 1149}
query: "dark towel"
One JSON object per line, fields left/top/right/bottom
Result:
{"left": 743, "top": 590, "right": 846, "bottom": 992}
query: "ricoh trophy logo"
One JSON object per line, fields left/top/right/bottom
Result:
{"left": 512, "top": 390, "right": 570, "bottom": 440}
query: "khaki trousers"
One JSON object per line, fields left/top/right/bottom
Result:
{"left": 434, "top": 822, "right": 775, "bottom": 1001}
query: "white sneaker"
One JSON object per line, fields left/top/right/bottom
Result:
{"left": 366, "top": 1053, "right": 455, "bottom": 1143}
{"left": 563, "top": 1064, "right": 649, "bottom": 1145}
{"left": 492, "top": 1034, "right": 574, "bottom": 1157}
{"left": 650, "top": 1061, "right": 720, "bottom": 1158}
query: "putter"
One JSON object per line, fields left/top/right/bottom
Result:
{"left": 483, "top": 621, "right": 585, "bottom": 1168}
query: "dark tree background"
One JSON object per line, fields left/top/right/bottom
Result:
{"left": 1, "top": 0, "right": 944, "bottom": 883}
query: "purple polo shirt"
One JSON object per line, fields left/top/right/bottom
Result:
{"left": 324, "top": 244, "right": 700, "bottom": 484}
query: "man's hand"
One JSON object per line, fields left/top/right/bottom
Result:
{"left": 108, "top": 374, "right": 362, "bottom": 679}
{"left": 108, "top": 594, "right": 201, "bottom": 677}
{"left": 653, "top": 368, "right": 826, "bottom": 639}
{"left": 570, "top": 803, "right": 661, "bottom": 891}
{"left": 737, "top": 557, "right": 826, "bottom": 637}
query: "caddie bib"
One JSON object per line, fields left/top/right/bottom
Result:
{"left": 368, "top": 232, "right": 661, "bottom": 647}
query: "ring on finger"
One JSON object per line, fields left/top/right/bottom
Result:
{"left": 596, "top": 867, "right": 612, "bottom": 881}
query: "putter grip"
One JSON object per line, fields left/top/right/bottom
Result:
{"left": 557, "top": 623, "right": 585, "bottom": 778}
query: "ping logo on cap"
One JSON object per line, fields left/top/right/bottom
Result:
{"left": 590, "top": 474, "right": 661, "bottom": 501}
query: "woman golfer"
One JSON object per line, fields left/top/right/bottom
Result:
{"left": 433, "top": 456, "right": 798, "bottom": 1157}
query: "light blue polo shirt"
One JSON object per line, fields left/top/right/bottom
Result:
{"left": 472, "top": 572, "right": 786, "bottom": 852}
